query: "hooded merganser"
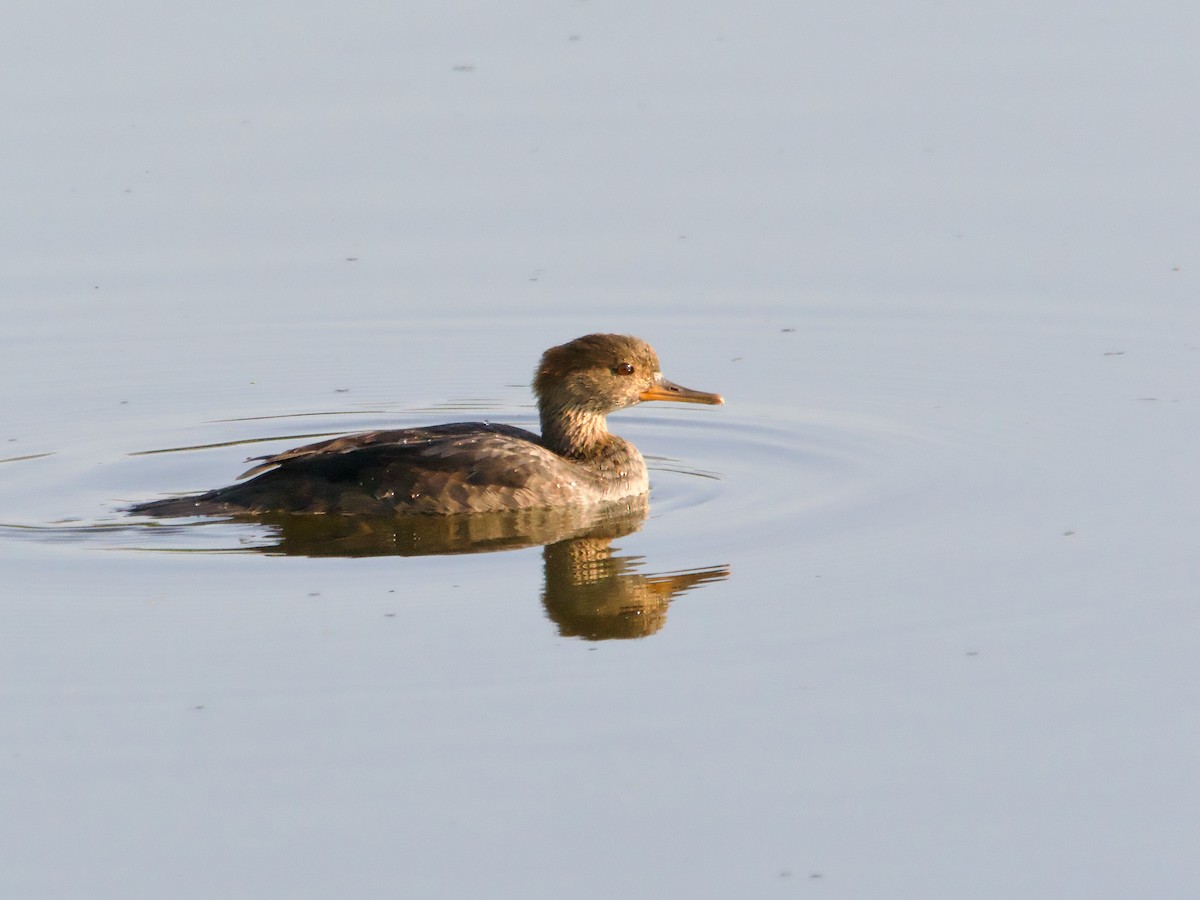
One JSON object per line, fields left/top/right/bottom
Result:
{"left": 129, "top": 333, "right": 723, "bottom": 517}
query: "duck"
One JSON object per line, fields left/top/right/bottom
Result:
{"left": 129, "top": 333, "right": 723, "bottom": 517}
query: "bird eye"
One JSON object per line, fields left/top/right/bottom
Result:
{"left": 614, "top": 362, "right": 635, "bottom": 376}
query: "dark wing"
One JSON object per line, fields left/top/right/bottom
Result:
{"left": 246, "top": 422, "right": 484, "bottom": 480}
{"left": 238, "top": 422, "right": 539, "bottom": 478}
{"left": 217, "top": 422, "right": 561, "bottom": 514}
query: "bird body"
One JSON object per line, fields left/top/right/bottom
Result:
{"left": 130, "top": 334, "right": 722, "bottom": 517}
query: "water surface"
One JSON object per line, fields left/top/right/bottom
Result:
{"left": 3, "top": 3, "right": 1199, "bottom": 899}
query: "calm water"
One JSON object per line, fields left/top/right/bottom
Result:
{"left": 3, "top": 3, "right": 1199, "bottom": 898}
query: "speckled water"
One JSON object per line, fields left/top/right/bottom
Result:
{"left": 3, "top": 3, "right": 1199, "bottom": 899}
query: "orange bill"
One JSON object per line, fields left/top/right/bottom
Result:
{"left": 639, "top": 377, "right": 724, "bottom": 405}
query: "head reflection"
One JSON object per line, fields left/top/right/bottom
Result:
{"left": 541, "top": 536, "right": 728, "bottom": 640}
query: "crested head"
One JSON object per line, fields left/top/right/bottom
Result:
{"left": 533, "top": 333, "right": 723, "bottom": 457}
{"left": 534, "top": 333, "right": 663, "bottom": 413}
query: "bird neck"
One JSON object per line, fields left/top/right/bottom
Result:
{"left": 538, "top": 401, "right": 613, "bottom": 459}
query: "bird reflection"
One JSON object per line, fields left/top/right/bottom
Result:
{"left": 191, "top": 495, "right": 728, "bottom": 640}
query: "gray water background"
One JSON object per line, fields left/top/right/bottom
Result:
{"left": 2, "top": 3, "right": 1198, "bottom": 898}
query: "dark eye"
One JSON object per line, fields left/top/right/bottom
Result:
{"left": 614, "top": 362, "right": 635, "bottom": 376}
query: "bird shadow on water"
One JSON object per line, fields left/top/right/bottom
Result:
{"left": 1, "top": 496, "right": 730, "bottom": 641}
